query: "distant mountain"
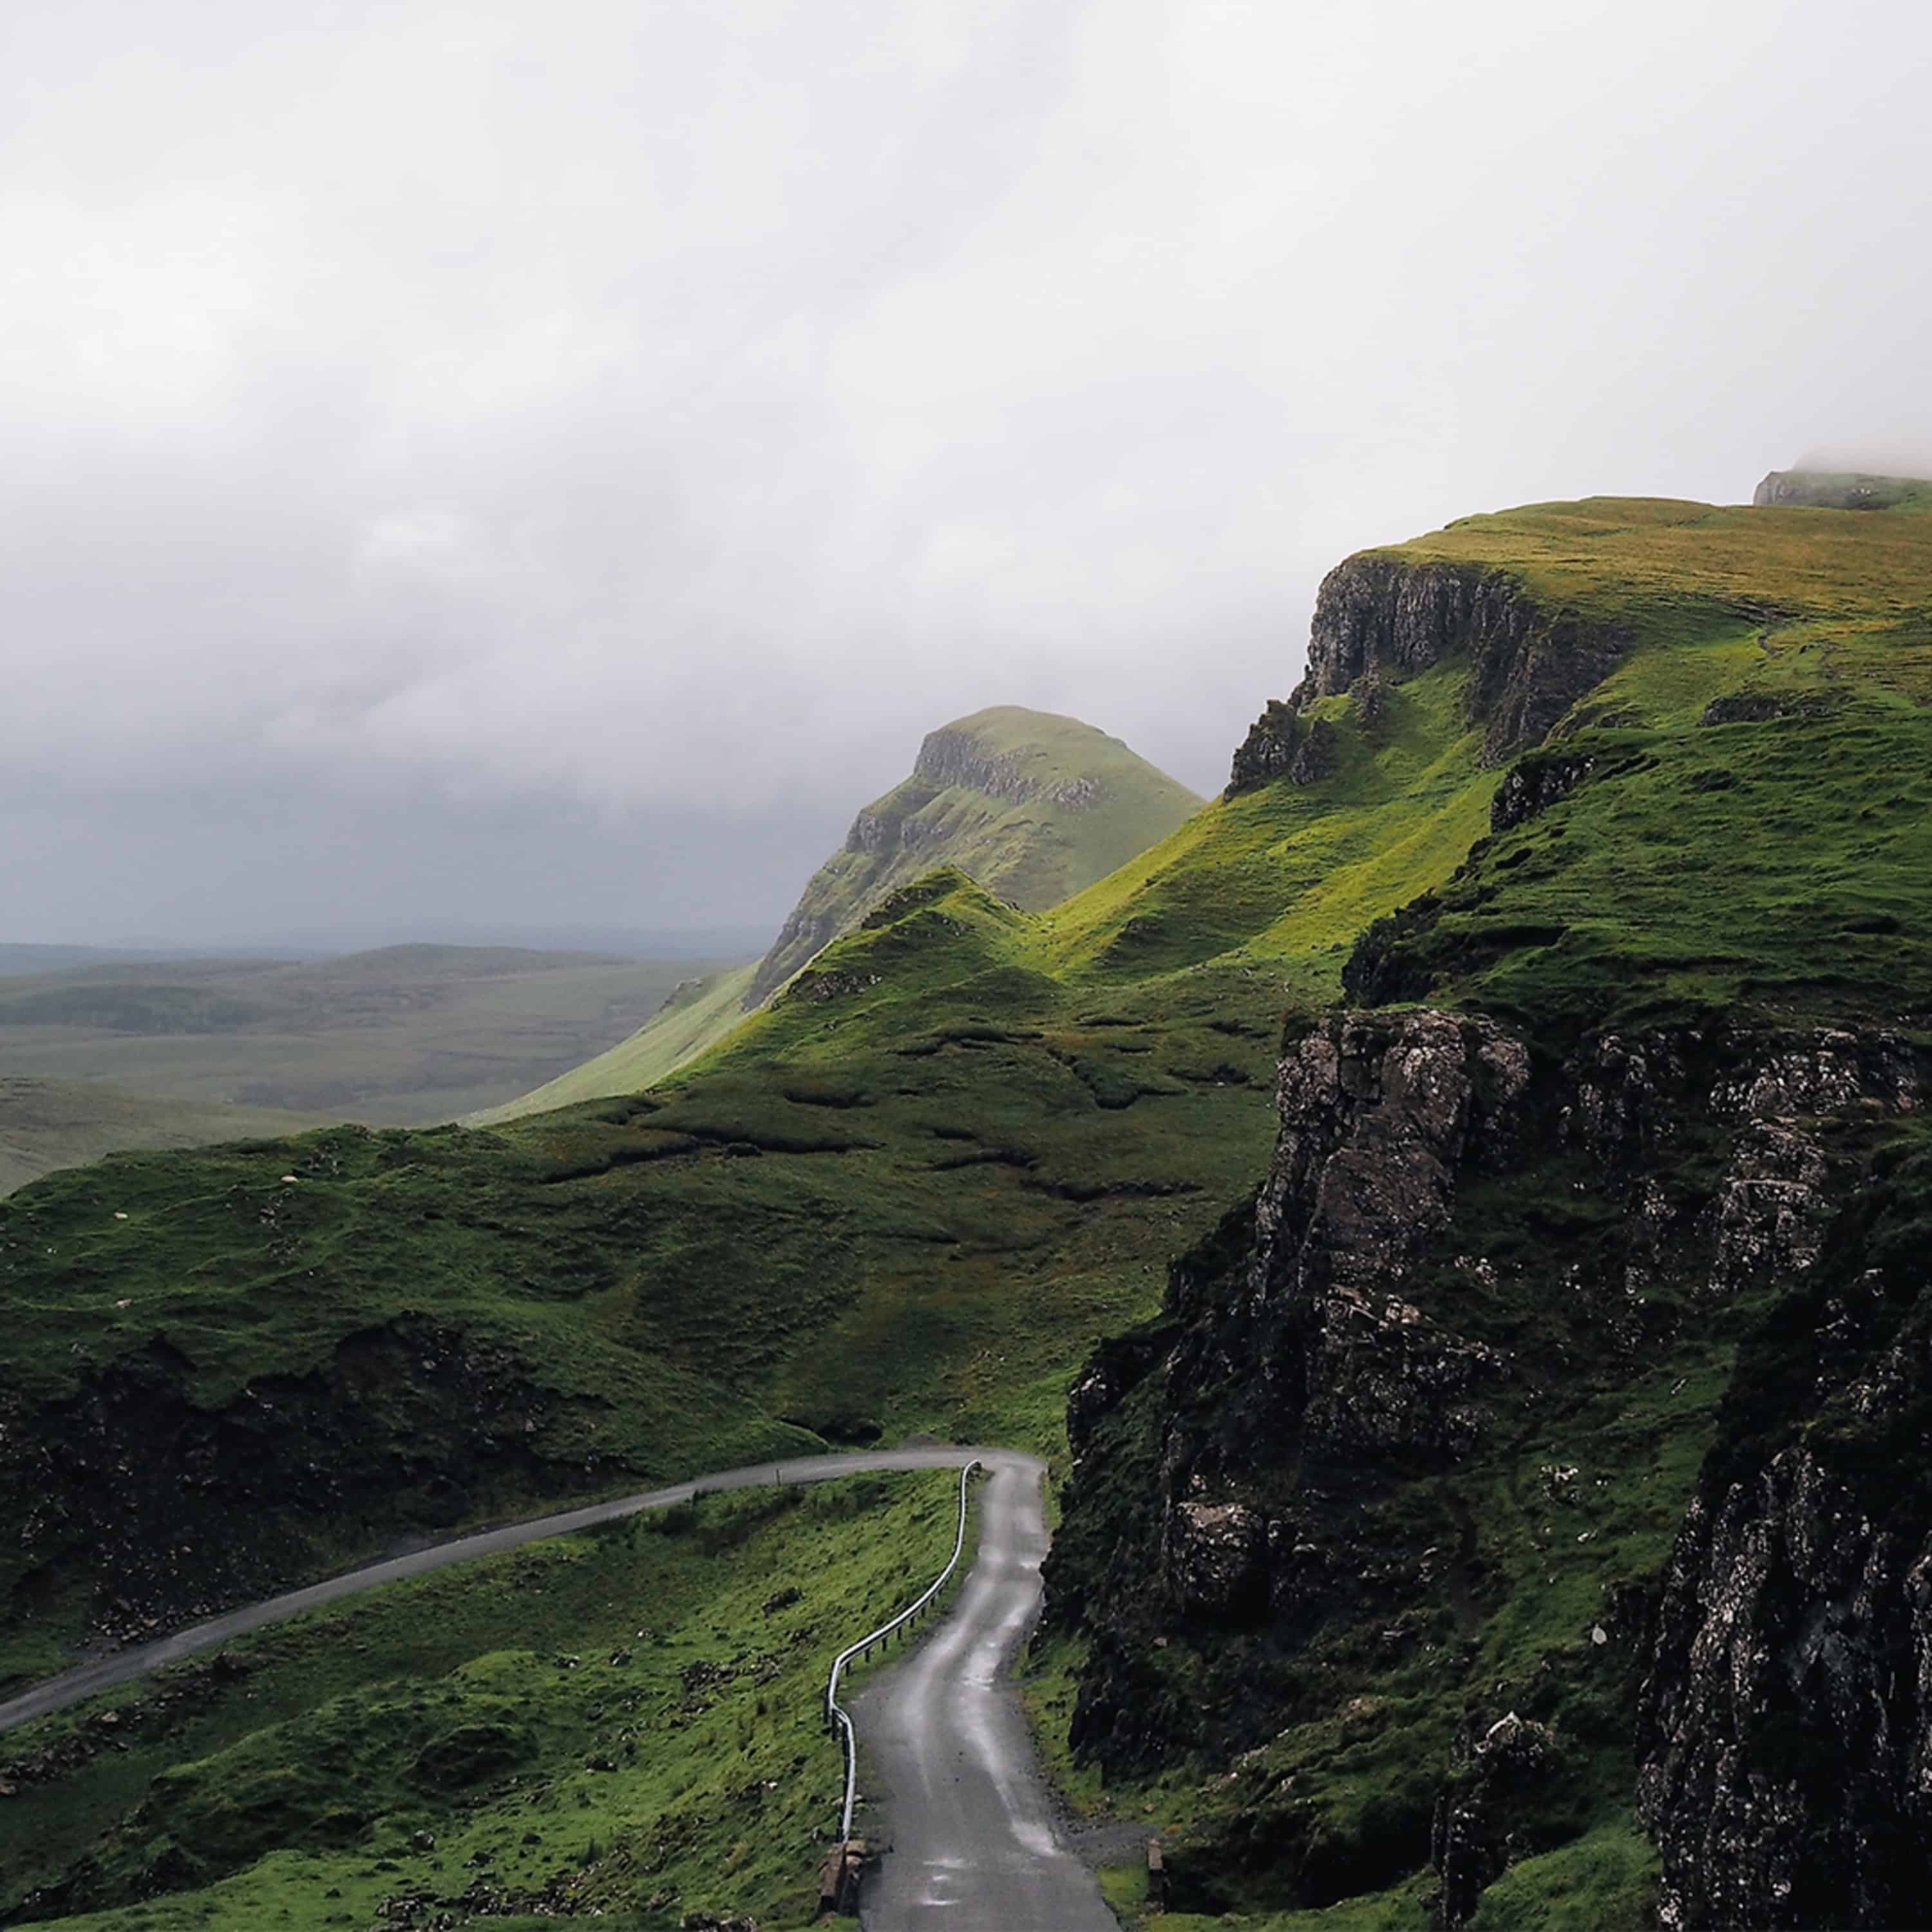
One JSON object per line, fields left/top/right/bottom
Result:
{"left": 472, "top": 706, "right": 1202, "bottom": 1122}
{"left": 0, "top": 945, "right": 234, "bottom": 977}
{"left": 194, "top": 923, "right": 776, "bottom": 960}
{"left": 745, "top": 705, "right": 1202, "bottom": 1007}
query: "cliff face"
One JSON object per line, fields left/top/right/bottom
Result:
{"left": 1224, "top": 706, "right": 1338, "bottom": 798}
{"left": 746, "top": 706, "right": 1199, "bottom": 1007}
{"left": 1046, "top": 1005, "right": 1927, "bottom": 1922}
{"left": 1636, "top": 1101, "right": 1932, "bottom": 1931}
{"left": 1226, "top": 554, "right": 1629, "bottom": 792}
{"left": 908, "top": 724, "right": 1107, "bottom": 809}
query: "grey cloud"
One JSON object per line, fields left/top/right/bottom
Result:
{"left": 3, "top": 0, "right": 1930, "bottom": 943}
{"left": 1794, "top": 445, "right": 1932, "bottom": 478}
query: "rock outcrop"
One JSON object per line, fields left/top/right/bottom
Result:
{"left": 1636, "top": 1441, "right": 1932, "bottom": 1930}
{"left": 1431, "top": 1714, "right": 1562, "bottom": 1928}
{"left": 1290, "top": 556, "right": 1630, "bottom": 766}
{"left": 910, "top": 724, "right": 1105, "bottom": 810}
{"left": 1245, "top": 1012, "right": 1527, "bottom": 1459}
{"left": 1052, "top": 1010, "right": 1541, "bottom": 1801}
{"left": 1225, "top": 708, "right": 1338, "bottom": 797}
{"left": 1633, "top": 1072, "right": 1932, "bottom": 1929}
{"left": 1226, "top": 549, "right": 1629, "bottom": 808}
{"left": 1047, "top": 1008, "right": 1927, "bottom": 1921}
{"left": 1490, "top": 752, "right": 1596, "bottom": 833}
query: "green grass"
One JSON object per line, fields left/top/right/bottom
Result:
{"left": 0, "top": 1470, "right": 970, "bottom": 1931}
{"left": 1466, "top": 1823, "right": 1658, "bottom": 1929}
{"left": 1392, "top": 494, "right": 1932, "bottom": 637}
{"left": 469, "top": 963, "right": 759, "bottom": 1124}
{"left": 1038, "top": 661, "right": 1493, "bottom": 990}
{"left": 0, "top": 1077, "right": 315, "bottom": 1200}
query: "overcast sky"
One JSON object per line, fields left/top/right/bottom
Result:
{"left": 4, "top": 0, "right": 1929, "bottom": 947}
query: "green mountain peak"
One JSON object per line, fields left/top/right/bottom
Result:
{"left": 470, "top": 703, "right": 1200, "bottom": 1122}
{"left": 745, "top": 705, "right": 1202, "bottom": 1008}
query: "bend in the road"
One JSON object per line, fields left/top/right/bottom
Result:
{"left": 0, "top": 1445, "right": 992, "bottom": 1736}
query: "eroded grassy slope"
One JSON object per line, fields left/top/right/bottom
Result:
{"left": 468, "top": 963, "right": 759, "bottom": 1125}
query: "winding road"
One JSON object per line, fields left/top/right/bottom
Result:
{"left": 0, "top": 1444, "right": 1117, "bottom": 1930}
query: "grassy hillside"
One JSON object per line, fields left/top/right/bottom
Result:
{"left": 1344, "top": 497, "right": 1932, "bottom": 1033}
{"left": 0, "top": 947, "right": 748, "bottom": 1159}
{"left": 744, "top": 704, "right": 1202, "bottom": 1005}
{"left": 0, "top": 1078, "right": 317, "bottom": 1199}
{"left": 479, "top": 706, "right": 1202, "bottom": 1124}
{"left": 0, "top": 1470, "right": 971, "bottom": 1931}
{"left": 3, "top": 495, "right": 1931, "bottom": 1927}
{"left": 468, "top": 963, "right": 758, "bottom": 1126}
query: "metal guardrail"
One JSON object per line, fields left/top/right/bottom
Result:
{"left": 824, "top": 1458, "right": 980, "bottom": 1843}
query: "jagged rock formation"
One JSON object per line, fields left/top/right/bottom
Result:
{"left": 1227, "top": 551, "right": 1629, "bottom": 797}
{"left": 1633, "top": 1034, "right": 1932, "bottom": 1929}
{"left": 746, "top": 706, "right": 1198, "bottom": 1006}
{"left": 1636, "top": 1443, "right": 1932, "bottom": 1930}
{"left": 1489, "top": 751, "right": 1596, "bottom": 833}
{"left": 1244, "top": 1011, "right": 1526, "bottom": 1460}
{"left": 1046, "top": 1003, "right": 1926, "bottom": 1922}
{"left": 1224, "top": 708, "right": 1337, "bottom": 797}
{"left": 1432, "top": 1712, "right": 1562, "bottom": 1927}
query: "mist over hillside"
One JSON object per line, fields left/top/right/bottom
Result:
{"left": 1793, "top": 443, "right": 1932, "bottom": 480}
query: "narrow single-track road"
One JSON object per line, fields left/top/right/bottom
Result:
{"left": 853, "top": 1452, "right": 1116, "bottom": 1931}
{"left": 0, "top": 1446, "right": 984, "bottom": 1735}
{"left": 1, "top": 1443, "right": 1117, "bottom": 1931}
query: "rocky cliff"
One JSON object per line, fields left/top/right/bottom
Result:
{"left": 1226, "top": 553, "right": 1629, "bottom": 791}
{"left": 1635, "top": 1108, "right": 1932, "bottom": 1930}
{"left": 1046, "top": 1004, "right": 1927, "bottom": 1923}
{"left": 746, "top": 706, "right": 1199, "bottom": 1005}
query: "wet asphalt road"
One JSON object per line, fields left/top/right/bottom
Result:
{"left": 0, "top": 1445, "right": 989, "bottom": 1736}
{"left": 853, "top": 1451, "right": 1117, "bottom": 1932}
{"left": 2, "top": 1441, "right": 1120, "bottom": 1930}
